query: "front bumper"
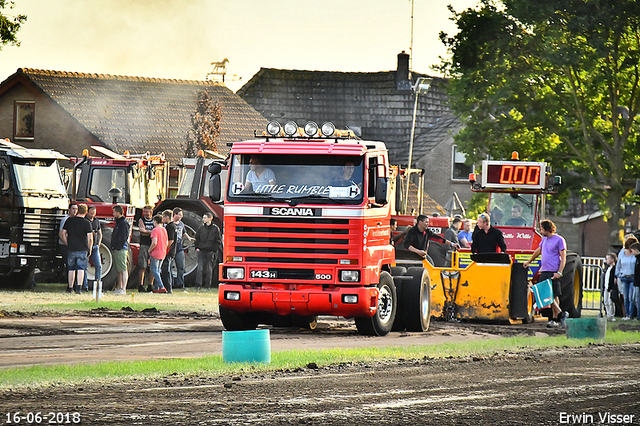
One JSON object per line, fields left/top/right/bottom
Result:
{"left": 218, "top": 283, "right": 379, "bottom": 318}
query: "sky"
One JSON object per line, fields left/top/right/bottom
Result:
{"left": 0, "top": 0, "right": 480, "bottom": 93}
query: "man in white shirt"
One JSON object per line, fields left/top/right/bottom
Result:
{"left": 244, "top": 156, "right": 275, "bottom": 193}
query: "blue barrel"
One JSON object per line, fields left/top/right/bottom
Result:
{"left": 222, "top": 329, "right": 271, "bottom": 363}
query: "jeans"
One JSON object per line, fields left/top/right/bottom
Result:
{"left": 162, "top": 256, "right": 174, "bottom": 290}
{"left": 619, "top": 277, "right": 636, "bottom": 318}
{"left": 150, "top": 257, "right": 164, "bottom": 290}
{"left": 196, "top": 250, "right": 214, "bottom": 288}
{"left": 633, "top": 286, "right": 640, "bottom": 319}
{"left": 174, "top": 250, "right": 185, "bottom": 287}
{"left": 83, "top": 245, "right": 102, "bottom": 289}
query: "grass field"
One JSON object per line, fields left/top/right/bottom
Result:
{"left": 0, "top": 283, "right": 220, "bottom": 315}
{"left": 1, "top": 330, "right": 639, "bottom": 389}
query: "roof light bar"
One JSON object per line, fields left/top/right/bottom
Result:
{"left": 304, "top": 121, "right": 319, "bottom": 137}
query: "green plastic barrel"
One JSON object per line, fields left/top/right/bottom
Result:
{"left": 222, "top": 329, "right": 271, "bottom": 363}
{"left": 565, "top": 317, "right": 606, "bottom": 340}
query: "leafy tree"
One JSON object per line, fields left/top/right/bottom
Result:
{"left": 438, "top": 0, "right": 640, "bottom": 246}
{"left": 0, "top": 1, "right": 26, "bottom": 49}
{"left": 185, "top": 90, "right": 222, "bottom": 157}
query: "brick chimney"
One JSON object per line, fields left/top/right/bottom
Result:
{"left": 395, "top": 51, "right": 412, "bottom": 91}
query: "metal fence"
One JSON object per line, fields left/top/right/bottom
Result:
{"left": 581, "top": 256, "right": 605, "bottom": 311}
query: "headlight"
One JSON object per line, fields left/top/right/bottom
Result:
{"left": 342, "top": 294, "right": 358, "bottom": 304}
{"left": 266, "top": 121, "right": 281, "bottom": 136}
{"left": 340, "top": 270, "right": 360, "bottom": 282}
{"left": 304, "top": 121, "right": 319, "bottom": 137}
{"left": 10, "top": 243, "right": 17, "bottom": 254}
{"left": 283, "top": 121, "right": 298, "bottom": 136}
{"left": 321, "top": 122, "right": 336, "bottom": 137}
{"left": 19, "top": 244, "right": 26, "bottom": 254}
{"left": 224, "top": 291, "right": 241, "bottom": 301}
{"left": 226, "top": 267, "right": 245, "bottom": 280}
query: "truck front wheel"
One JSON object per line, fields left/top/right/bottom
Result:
{"left": 355, "top": 272, "right": 397, "bottom": 336}
{"left": 219, "top": 305, "right": 259, "bottom": 331}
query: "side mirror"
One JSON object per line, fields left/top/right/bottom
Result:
{"left": 209, "top": 174, "right": 221, "bottom": 202}
{"left": 208, "top": 163, "right": 222, "bottom": 175}
{"left": 375, "top": 177, "right": 388, "bottom": 205}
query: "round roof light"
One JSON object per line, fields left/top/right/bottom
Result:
{"left": 284, "top": 121, "right": 298, "bottom": 136}
{"left": 321, "top": 122, "right": 336, "bottom": 137}
{"left": 266, "top": 121, "right": 281, "bottom": 136}
{"left": 304, "top": 121, "right": 319, "bottom": 137}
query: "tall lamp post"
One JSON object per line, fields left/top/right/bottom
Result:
{"left": 404, "top": 76, "right": 432, "bottom": 214}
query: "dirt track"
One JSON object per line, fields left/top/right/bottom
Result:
{"left": 1, "top": 311, "right": 639, "bottom": 425}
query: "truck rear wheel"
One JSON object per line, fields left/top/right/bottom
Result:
{"left": 292, "top": 315, "right": 318, "bottom": 330}
{"left": 560, "top": 252, "right": 583, "bottom": 318}
{"left": 355, "top": 272, "right": 397, "bottom": 336}
{"left": 402, "top": 267, "right": 431, "bottom": 332}
{"left": 219, "top": 305, "right": 259, "bottom": 331}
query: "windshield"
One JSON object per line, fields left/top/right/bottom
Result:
{"left": 12, "top": 158, "right": 66, "bottom": 195}
{"left": 488, "top": 193, "right": 537, "bottom": 227}
{"left": 88, "top": 167, "right": 127, "bottom": 204}
{"left": 227, "top": 154, "right": 364, "bottom": 204}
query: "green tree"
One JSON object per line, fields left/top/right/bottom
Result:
{"left": 0, "top": 1, "right": 26, "bottom": 49}
{"left": 438, "top": 0, "right": 640, "bottom": 247}
{"left": 185, "top": 90, "right": 222, "bottom": 157}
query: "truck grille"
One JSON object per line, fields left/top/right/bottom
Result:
{"left": 231, "top": 216, "right": 355, "bottom": 265}
{"left": 23, "top": 209, "right": 64, "bottom": 253}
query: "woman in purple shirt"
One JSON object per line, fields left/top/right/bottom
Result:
{"left": 523, "top": 220, "right": 567, "bottom": 328}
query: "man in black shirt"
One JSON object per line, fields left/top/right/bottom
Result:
{"left": 161, "top": 209, "right": 177, "bottom": 293}
{"left": 195, "top": 212, "right": 222, "bottom": 289}
{"left": 471, "top": 213, "right": 507, "bottom": 253}
{"left": 403, "top": 214, "right": 457, "bottom": 258}
{"left": 137, "top": 205, "right": 155, "bottom": 292}
{"left": 61, "top": 203, "right": 93, "bottom": 294}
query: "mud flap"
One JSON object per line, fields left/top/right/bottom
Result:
{"left": 509, "top": 263, "right": 529, "bottom": 320}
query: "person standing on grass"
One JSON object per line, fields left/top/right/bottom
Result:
{"left": 61, "top": 203, "right": 93, "bottom": 294}
{"left": 615, "top": 235, "right": 639, "bottom": 320}
{"left": 111, "top": 205, "right": 130, "bottom": 295}
{"left": 82, "top": 205, "right": 102, "bottom": 292}
{"left": 602, "top": 253, "right": 619, "bottom": 321}
{"left": 137, "top": 205, "right": 155, "bottom": 293}
{"left": 161, "top": 209, "right": 177, "bottom": 293}
{"left": 148, "top": 214, "right": 168, "bottom": 294}
{"left": 523, "top": 219, "right": 567, "bottom": 328}
{"left": 58, "top": 203, "right": 78, "bottom": 280}
{"left": 173, "top": 207, "right": 193, "bottom": 289}
{"left": 194, "top": 212, "right": 222, "bottom": 290}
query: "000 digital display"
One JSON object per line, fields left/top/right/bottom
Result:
{"left": 481, "top": 161, "right": 546, "bottom": 189}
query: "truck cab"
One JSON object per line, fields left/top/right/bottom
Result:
{"left": 215, "top": 121, "right": 407, "bottom": 335}
{"left": 0, "top": 140, "right": 69, "bottom": 288}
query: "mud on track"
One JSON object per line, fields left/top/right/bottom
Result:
{"left": 1, "top": 344, "right": 639, "bottom": 425}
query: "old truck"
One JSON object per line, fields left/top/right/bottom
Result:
{"left": 211, "top": 121, "right": 430, "bottom": 335}
{"left": 0, "top": 140, "right": 69, "bottom": 288}
{"left": 397, "top": 154, "right": 583, "bottom": 323}
{"left": 68, "top": 146, "right": 169, "bottom": 289}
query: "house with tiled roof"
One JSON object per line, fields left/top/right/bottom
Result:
{"left": 236, "top": 52, "right": 472, "bottom": 210}
{"left": 0, "top": 69, "right": 267, "bottom": 164}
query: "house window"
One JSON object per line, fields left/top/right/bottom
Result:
{"left": 14, "top": 101, "right": 35, "bottom": 140}
{"left": 451, "top": 145, "right": 473, "bottom": 181}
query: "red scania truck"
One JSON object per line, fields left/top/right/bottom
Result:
{"left": 211, "top": 121, "right": 431, "bottom": 336}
